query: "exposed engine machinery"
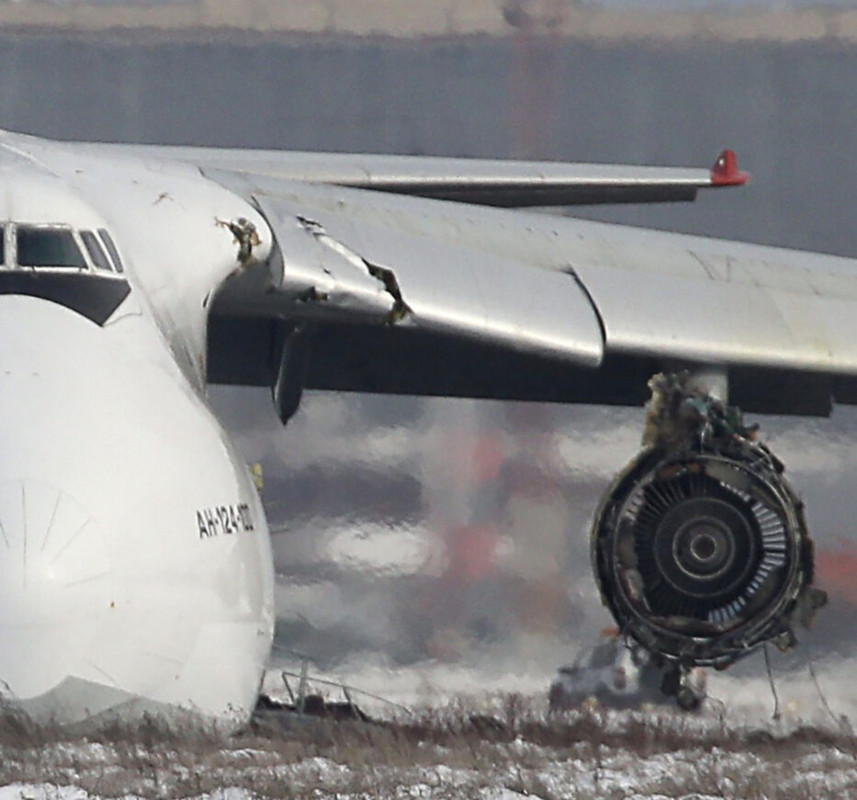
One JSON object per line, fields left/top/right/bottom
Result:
{"left": 592, "top": 373, "right": 827, "bottom": 691}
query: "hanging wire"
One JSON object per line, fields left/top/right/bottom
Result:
{"left": 763, "top": 644, "right": 781, "bottom": 721}
{"left": 807, "top": 654, "right": 847, "bottom": 732}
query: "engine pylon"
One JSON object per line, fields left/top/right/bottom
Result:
{"left": 592, "top": 373, "right": 826, "bottom": 670}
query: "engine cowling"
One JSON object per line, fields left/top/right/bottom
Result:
{"left": 591, "top": 375, "right": 825, "bottom": 670}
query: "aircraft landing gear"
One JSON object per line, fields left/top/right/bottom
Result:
{"left": 658, "top": 661, "right": 706, "bottom": 711}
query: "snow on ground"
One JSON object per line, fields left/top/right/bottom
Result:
{"left": 2, "top": 730, "right": 856, "bottom": 800}
{"left": 3, "top": 675, "right": 857, "bottom": 800}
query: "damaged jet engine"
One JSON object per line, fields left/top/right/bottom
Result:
{"left": 592, "top": 373, "right": 827, "bottom": 685}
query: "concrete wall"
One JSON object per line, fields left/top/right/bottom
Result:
{"left": 3, "top": 1, "right": 857, "bottom": 42}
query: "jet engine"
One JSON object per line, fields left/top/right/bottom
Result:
{"left": 592, "top": 374, "right": 826, "bottom": 678}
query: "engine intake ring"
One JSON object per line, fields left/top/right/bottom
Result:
{"left": 591, "top": 445, "right": 821, "bottom": 668}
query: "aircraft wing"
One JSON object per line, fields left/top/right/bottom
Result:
{"left": 206, "top": 165, "right": 857, "bottom": 419}
{"left": 78, "top": 141, "right": 747, "bottom": 207}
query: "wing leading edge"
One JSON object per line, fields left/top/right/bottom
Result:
{"left": 72, "top": 137, "right": 748, "bottom": 207}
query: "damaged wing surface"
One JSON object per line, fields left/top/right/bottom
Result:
{"left": 210, "top": 174, "right": 857, "bottom": 415}
{"left": 215, "top": 180, "right": 604, "bottom": 366}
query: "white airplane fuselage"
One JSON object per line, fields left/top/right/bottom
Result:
{"left": 0, "top": 135, "right": 276, "bottom": 728}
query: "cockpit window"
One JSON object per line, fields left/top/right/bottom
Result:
{"left": 80, "top": 230, "right": 112, "bottom": 272}
{"left": 98, "top": 229, "right": 124, "bottom": 274}
{"left": 16, "top": 226, "right": 87, "bottom": 269}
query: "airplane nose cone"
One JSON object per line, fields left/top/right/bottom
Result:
{"left": 0, "top": 296, "right": 274, "bottom": 725}
{"left": 0, "top": 480, "right": 112, "bottom": 700}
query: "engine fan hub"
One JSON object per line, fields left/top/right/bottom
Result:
{"left": 654, "top": 496, "right": 757, "bottom": 598}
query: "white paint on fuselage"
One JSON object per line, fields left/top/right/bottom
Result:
{"left": 0, "top": 135, "right": 276, "bottom": 728}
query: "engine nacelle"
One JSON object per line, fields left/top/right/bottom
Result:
{"left": 592, "top": 374, "right": 826, "bottom": 670}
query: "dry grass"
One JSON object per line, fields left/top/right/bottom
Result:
{"left": 1, "top": 696, "right": 857, "bottom": 798}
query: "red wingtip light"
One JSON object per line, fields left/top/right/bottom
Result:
{"left": 710, "top": 149, "right": 751, "bottom": 186}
